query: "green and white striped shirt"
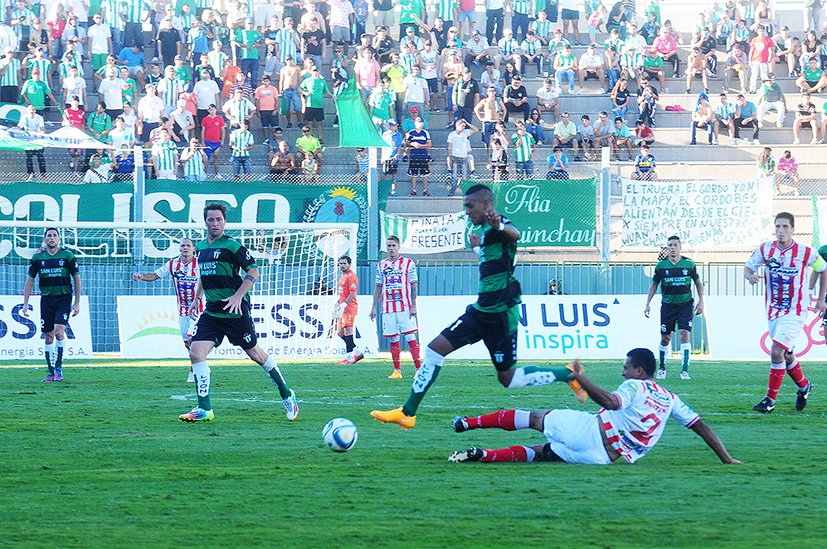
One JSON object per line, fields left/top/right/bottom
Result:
{"left": 275, "top": 29, "right": 298, "bottom": 62}
{"left": 101, "top": 0, "right": 124, "bottom": 29}
{"left": 59, "top": 58, "right": 85, "bottom": 78}
{"left": 512, "top": 0, "right": 533, "bottom": 16}
{"left": 230, "top": 129, "right": 253, "bottom": 157}
{"left": 511, "top": 132, "right": 535, "bottom": 162}
{"left": 27, "top": 58, "right": 51, "bottom": 79}
{"left": 207, "top": 50, "right": 229, "bottom": 73}
{"left": 180, "top": 13, "right": 195, "bottom": 28}
{"left": 237, "top": 29, "right": 261, "bottom": 60}
{"left": 498, "top": 38, "right": 519, "bottom": 56}
{"left": 531, "top": 19, "right": 553, "bottom": 40}
{"left": 521, "top": 39, "right": 539, "bottom": 56}
{"left": 0, "top": 57, "right": 21, "bottom": 87}
{"left": 183, "top": 148, "right": 205, "bottom": 176}
{"left": 224, "top": 97, "right": 255, "bottom": 124}
{"left": 741, "top": 1, "right": 756, "bottom": 19}
{"left": 158, "top": 77, "right": 184, "bottom": 108}
{"left": 152, "top": 140, "right": 178, "bottom": 172}
{"left": 436, "top": 0, "right": 456, "bottom": 21}
{"left": 122, "top": 0, "right": 147, "bottom": 23}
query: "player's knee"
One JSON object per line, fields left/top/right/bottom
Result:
{"left": 496, "top": 369, "right": 513, "bottom": 387}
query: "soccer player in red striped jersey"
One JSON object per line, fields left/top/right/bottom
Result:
{"left": 744, "top": 212, "right": 827, "bottom": 413}
{"left": 133, "top": 238, "right": 204, "bottom": 382}
{"left": 370, "top": 235, "right": 421, "bottom": 379}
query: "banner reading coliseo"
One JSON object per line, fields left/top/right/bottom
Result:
{"left": 380, "top": 211, "right": 468, "bottom": 254}
{"left": 0, "top": 180, "right": 376, "bottom": 260}
{"left": 0, "top": 296, "right": 93, "bottom": 360}
{"left": 418, "top": 295, "right": 661, "bottom": 359}
{"left": 621, "top": 177, "right": 774, "bottom": 248}
{"left": 117, "top": 295, "right": 378, "bottom": 360}
{"left": 466, "top": 178, "right": 597, "bottom": 247}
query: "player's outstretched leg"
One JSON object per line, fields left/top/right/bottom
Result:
{"left": 452, "top": 409, "right": 531, "bottom": 433}
{"left": 449, "top": 446, "right": 535, "bottom": 463}
{"left": 371, "top": 346, "right": 446, "bottom": 429}
{"left": 180, "top": 360, "right": 214, "bottom": 422}
{"left": 505, "top": 362, "right": 588, "bottom": 402}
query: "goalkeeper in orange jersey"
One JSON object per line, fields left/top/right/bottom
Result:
{"left": 335, "top": 254, "right": 363, "bottom": 364}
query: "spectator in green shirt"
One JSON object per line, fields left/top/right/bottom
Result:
{"left": 299, "top": 66, "right": 332, "bottom": 142}
{"left": 21, "top": 69, "right": 57, "bottom": 121}
{"left": 397, "top": 0, "right": 426, "bottom": 41}
{"left": 235, "top": 18, "right": 262, "bottom": 87}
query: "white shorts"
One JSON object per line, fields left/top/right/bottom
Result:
{"left": 382, "top": 310, "right": 418, "bottom": 337}
{"left": 768, "top": 314, "right": 806, "bottom": 352}
{"left": 158, "top": 168, "right": 175, "bottom": 179}
{"left": 543, "top": 409, "right": 613, "bottom": 465}
{"left": 179, "top": 315, "right": 198, "bottom": 341}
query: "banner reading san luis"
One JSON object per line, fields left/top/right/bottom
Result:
{"left": 467, "top": 178, "right": 597, "bottom": 248}
{"left": 621, "top": 177, "right": 774, "bottom": 248}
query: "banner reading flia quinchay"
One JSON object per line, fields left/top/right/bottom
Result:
{"left": 463, "top": 178, "right": 597, "bottom": 247}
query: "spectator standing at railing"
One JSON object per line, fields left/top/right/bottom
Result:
{"left": 15, "top": 105, "right": 46, "bottom": 180}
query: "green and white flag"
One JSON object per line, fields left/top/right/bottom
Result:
{"left": 381, "top": 211, "right": 469, "bottom": 254}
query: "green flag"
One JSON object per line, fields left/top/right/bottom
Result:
{"left": 334, "top": 76, "right": 391, "bottom": 148}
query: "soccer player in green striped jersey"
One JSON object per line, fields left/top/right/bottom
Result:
{"left": 644, "top": 236, "right": 705, "bottom": 380}
{"left": 372, "top": 185, "right": 587, "bottom": 429}
{"left": 23, "top": 228, "right": 82, "bottom": 382}
{"left": 180, "top": 203, "right": 298, "bottom": 423}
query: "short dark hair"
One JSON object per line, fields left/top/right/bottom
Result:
{"left": 465, "top": 184, "right": 493, "bottom": 202}
{"left": 667, "top": 235, "right": 680, "bottom": 243}
{"left": 203, "top": 202, "right": 227, "bottom": 220}
{"left": 338, "top": 254, "right": 351, "bottom": 265}
{"left": 627, "top": 348, "right": 656, "bottom": 377}
{"left": 387, "top": 235, "right": 400, "bottom": 244}
{"left": 776, "top": 212, "right": 794, "bottom": 227}
{"left": 45, "top": 227, "right": 59, "bottom": 237}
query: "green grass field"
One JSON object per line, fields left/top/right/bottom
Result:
{"left": 2, "top": 356, "right": 826, "bottom": 549}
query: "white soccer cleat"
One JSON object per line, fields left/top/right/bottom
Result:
{"left": 282, "top": 389, "right": 299, "bottom": 421}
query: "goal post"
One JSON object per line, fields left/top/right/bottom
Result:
{"left": 0, "top": 221, "right": 358, "bottom": 358}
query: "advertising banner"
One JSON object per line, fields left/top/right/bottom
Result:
{"left": 476, "top": 178, "right": 597, "bottom": 247}
{"left": 418, "top": 295, "right": 661, "bottom": 360}
{"left": 621, "top": 177, "right": 774, "bottom": 248}
{"left": 117, "top": 295, "right": 378, "bottom": 360}
{"left": 0, "top": 296, "right": 93, "bottom": 360}
{"left": 380, "top": 211, "right": 468, "bottom": 254}
{"left": 705, "top": 296, "right": 826, "bottom": 360}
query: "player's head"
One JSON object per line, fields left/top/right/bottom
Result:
{"left": 624, "top": 348, "right": 657, "bottom": 378}
{"left": 463, "top": 184, "right": 494, "bottom": 226}
{"left": 338, "top": 255, "right": 351, "bottom": 272}
{"left": 386, "top": 235, "right": 400, "bottom": 258}
{"left": 44, "top": 228, "right": 60, "bottom": 249}
{"left": 666, "top": 235, "right": 681, "bottom": 258}
{"left": 203, "top": 203, "right": 227, "bottom": 238}
{"left": 179, "top": 237, "right": 195, "bottom": 258}
{"left": 775, "top": 212, "right": 794, "bottom": 246}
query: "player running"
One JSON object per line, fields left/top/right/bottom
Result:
{"left": 448, "top": 348, "right": 742, "bottom": 465}
{"left": 23, "top": 228, "right": 82, "bottom": 382}
{"left": 644, "top": 235, "right": 705, "bottom": 380}
{"left": 179, "top": 203, "right": 299, "bottom": 423}
{"left": 745, "top": 212, "right": 826, "bottom": 414}
{"left": 133, "top": 238, "right": 203, "bottom": 382}
{"left": 335, "top": 255, "right": 363, "bottom": 364}
{"left": 369, "top": 235, "right": 421, "bottom": 379}
{"left": 371, "top": 184, "right": 585, "bottom": 430}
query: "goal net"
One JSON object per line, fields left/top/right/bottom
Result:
{"left": 0, "top": 221, "right": 357, "bottom": 359}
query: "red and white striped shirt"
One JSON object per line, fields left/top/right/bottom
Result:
{"left": 154, "top": 256, "right": 203, "bottom": 316}
{"left": 375, "top": 256, "right": 418, "bottom": 313}
{"left": 744, "top": 240, "right": 826, "bottom": 319}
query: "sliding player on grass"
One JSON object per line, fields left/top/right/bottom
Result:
{"left": 179, "top": 203, "right": 299, "bottom": 422}
{"left": 22, "top": 228, "right": 82, "bottom": 382}
{"left": 369, "top": 235, "right": 421, "bottom": 379}
{"left": 371, "top": 184, "right": 585, "bottom": 429}
{"left": 448, "top": 348, "right": 742, "bottom": 465}
{"left": 745, "top": 212, "right": 826, "bottom": 414}
{"left": 133, "top": 238, "right": 203, "bottom": 382}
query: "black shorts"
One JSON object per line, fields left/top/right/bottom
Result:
{"left": 303, "top": 107, "right": 325, "bottom": 122}
{"left": 192, "top": 310, "right": 258, "bottom": 350}
{"left": 407, "top": 155, "right": 430, "bottom": 176}
{"left": 141, "top": 121, "right": 159, "bottom": 142}
{"left": 561, "top": 8, "right": 579, "bottom": 19}
{"left": 383, "top": 159, "right": 398, "bottom": 175}
{"left": 660, "top": 301, "right": 694, "bottom": 335}
{"left": 440, "top": 304, "right": 519, "bottom": 371}
{"left": 426, "top": 77, "right": 439, "bottom": 94}
{"left": 260, "top": 109, "right": 276, "bottom": 128}
{"left": 41, "top": 294, "right": 72, "bottom": 333}
{"left": 583, "top": 71, "right": 600, "bottom": 81}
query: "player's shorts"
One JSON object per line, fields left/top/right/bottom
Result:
{"left": 407, "top": 155, "right": 430, "bottom": 176}
{"left": 339, "top": 309, "right": 356, "bottom": 328}
{"left": 192, "top": 311, "right": 258, "bottom": 350}
{"left": 179, "top": 315, "right": 198, "bottom": 340}
{"left": 303, "top": 106, "right": 325, "bottom": 122}
{"left": 440, "top": 304, "right": 518, "bottom": 371}
{"left": 768, "top": 314, "right": 806, "bottom": 352}
{"left": 204, "top": 140, "right": 221, "bottom": 159}
{"left": 40, "top": 294, "right": 71, "bottom": 333}
{"left": 543, "top": 409, "right": 612, "bottom": 465}
{"left": 382, "top": 310, "right": 418, "bottom": 336}
{"left": 660, "top": 301, "right": 693, "bottom": 335}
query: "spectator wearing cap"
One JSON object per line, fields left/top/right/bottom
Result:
{"left": 117, "top": 44, "right": 146, "bottom": 90}
{"left": 172, "top": 54, "right": 193, "bottom": 90}
{"left": 397, "top": 0, "right": 426, "bottom": 41}
{"left": 544, "top": 278, "right": 565, "bottom": 294}
{"left": 464, "top": 30, "right": 491, "bottom": 68}
{"left": 21, "top": 68, "right": 57, "bottom": 122}
{"left": 757, "top": 75, "right": 787, "bottom": 129}
{"left": 486, "top": 0, "right": 506, "bottom": 44}
{"left": 400, "top": 26, "right": 424, "bottom": 51}
{"left": 402, "top": 105, "right": 428, "bottom": 132}
{"left": 503, "top": 73, "right": 530, "bottom": 122}
{"left": 157, "top": 64, "right": 185, "bottom": 116}
{"left": 27, "top": 16, "right": 49, "bottom": 57}
{"left": 578, "top": 43, "right": 606, "bottom": 94}
{"left": 157, "top": 17, "right": 182, "bottom": 68}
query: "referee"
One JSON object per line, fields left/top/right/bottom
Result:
{"left": 23, "top": 228, "right": 82, "bottom": 382}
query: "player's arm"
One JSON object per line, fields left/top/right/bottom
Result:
{"left": 569, "top": 360, "right": 620, "bottom": 409}
{"left": 369, "top": 283, "right": 382, "bottom": 320}
{"left": 22, "top": 275, "right": 35, "bottom": 317}
{"left": 223, "top": 266, "right": 259, "bottom": 315}
{"left": 72, "top": 273, "right": 82, "bottom": 316}
{"left": 689, "top": 420, "right": 742, "bottom": 464}
{"left": 693, "top": 277, "right": 705, "bottom": 315}
{"left": 189, "top": 279, "right": 204, "bottom": 320}
{"left": 485, "top": 208, "right": 520, "bottom": 242}
{"left": 817, "top": 268, "right": 827, "bottom": 316}
{"left": 743, "top": 265, "right": 760, "bottom": 285}
{"left": 409, "top": 281, "right": 418, "bottom": 317}
{"left": 132, "top": 272, "right": 161, "bottom": 281}
{"left": 644, "top": 282, "right": 658, "bottom": 317}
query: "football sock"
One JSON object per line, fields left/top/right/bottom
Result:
{"left": 680, "top": 342, "right": 690, "bottom": 371}
{"left": 390, "top": 340, "right": 401, "bottom": 371}
{"left": 767, "top": 362, "right": 785, "bottom": 401}
{"left": 55, "top": 338, "right": 65, "bottom": 370}
{"left": 342, "top": 334, "right": 355, "bottom": 353}
{"left": 191, "top": 361, "right": 211, "bottom": 410}
{"left": 260, "top": 355, "right": 292, "bottom": 398}
{"left": 406, "top": 336, "right": 422, "bottom": 369}
{"left": 466, "top": 409, "right": 530, "bottom": 431}
{"left": 402, "top": 346, "right": 444, "bottom": 416}
{"left": 506, "top": 366, "right": 573, "bottom": 388}
{"left": 786, "top": 358, "right": 808, "bottom": 389}
{"left": 481, "top": 445, "right": 535, "bottom": 463}
{"left": 658, "top": 343, "right": 670, "bottom": 369}
{"left": 44, "top": 342, "right": 55, "bottom": 374}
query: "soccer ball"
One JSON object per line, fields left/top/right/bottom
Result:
{"left": 322, "top": 418, "right": 358, "bottom": 452}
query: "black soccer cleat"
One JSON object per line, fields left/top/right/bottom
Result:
{"left": 452, "top": 416, "right": 469, "bottom": 433}
{"left": 795, "top": 382, "right": 812, "bottom": 411}
{"left": 448, "top": 447, "right": 485, "bottom": 463}
{"left": 753, "top": 397, "right": 775, "bottom": 413}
